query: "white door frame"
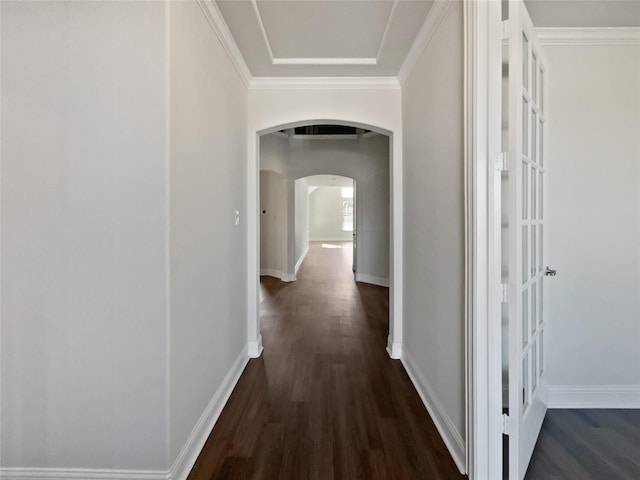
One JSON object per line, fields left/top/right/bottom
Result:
{"left": 464, "top": 1, "right": 504, "bottom": 479}
{"left": 247, "top": 119, "right": 402, "bottom": 360}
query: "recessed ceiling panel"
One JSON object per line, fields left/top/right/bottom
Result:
{"left": 256, "top": 0, "right": 394, "bottom": 60}
{"left": 524, "top": 0, "right": 640, "bottom": 27}
{"left": 216, "top": 0, "right": 434, "bottom": 77}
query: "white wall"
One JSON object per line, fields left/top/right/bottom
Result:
{"left": 1, "top": 0, "right": 168, "bottom": 470}
{"left": 168, "top": 0, "right": 248, "bottom": 466}
{"left": 544, "top": 43, "right": 640, "bottom": 405}
{"left": 401, "top": 0, "right": 466, "bottom": 469}
{"left": 260, "top": 170, "right": 288, "bottom": 277}
{"left": 309, "top": 187, "right": 353, "bottom": 241}
{"left": 294, "top": 178, "right": 310, "bottom": 270}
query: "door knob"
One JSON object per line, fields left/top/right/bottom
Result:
{"left": 544, "top": 266, "right": 557, "bottom": 277}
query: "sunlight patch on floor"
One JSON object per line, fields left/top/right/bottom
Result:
{"left": 321, "top": 243, "right": 350, "bottom": 249}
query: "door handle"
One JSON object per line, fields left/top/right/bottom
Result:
{"left": 544, "top": 266, "right": 557, "bottom": 277}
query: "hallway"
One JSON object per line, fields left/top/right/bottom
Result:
{"left": 187, "top": 241, "right": 464, "bottom": 479}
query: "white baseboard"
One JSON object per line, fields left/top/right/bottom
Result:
{"left": 247, "top": 334, "right": 263, "bottom": 358}
{"left": 547, "top": 385, "right": 640, "bottom": 409}
{"left": 0, "top": 346, "right": 250, "bottom": 480}
{"left": 401, "top": 348, "right": 466, "bottom": 475}
{"left": 259, "top": 269, "right": 295, "bottom": 282}
{"left": 0, "top": 468, "right": 166, "bottom": 480}
{"left": 294, "top": 245, "right": 309, "bottom": 274}
{"left": 386, "top": 336, "right": 402, "bottom": 359}
{"left": 168, "top": 344, "right": 249, "bottom": 480}
{"left": 355, "top": 273, "right": 389, "bottom": 288}
{"left": 260, "top": 268, "right": 281, "bottom": 278}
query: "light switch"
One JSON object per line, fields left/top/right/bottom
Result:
{"left": 234, "top": 210, "right": 240, "bottom": 226}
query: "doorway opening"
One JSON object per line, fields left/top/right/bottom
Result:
{"left": 301, "top": 175, "right": 356, "bottom": 277}
{"left": 251, "top": 120, "right": 398, "bottom": 359}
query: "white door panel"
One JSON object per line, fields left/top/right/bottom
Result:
{"left": 506, "top": 1, "right": 549, "bottom": 478}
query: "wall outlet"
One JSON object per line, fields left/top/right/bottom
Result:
{"left": 234, "top": 210, "right": 240, "bottom": 226}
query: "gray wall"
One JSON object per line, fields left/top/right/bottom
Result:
{"left": 545, "top": 43, "right": 640, "bottom": 396}
{"left": 401, "top": 0, "right": 466, "bottom": 452}
{"left": 309, "top": 186, "right": 353, "bottom": 241}
{"left": 260, "top": 134, "right": 390, "bottom": 283}
{"left": 0, "top": 0, "right": 249, "bottom": 472}
{"left": 260, "top": 134, "right": 289, "bottom": 177}
{"left": 168, "top": 0, "right": 248, "bottom": 464}
{"left": 260, "top": 170, "right": 288, "bottom": 276}
{"left": 1, "top": 0, "right": 168, "bottom": 469}
{"left": 294, "top": 178, "right": 310, "bottom": 269}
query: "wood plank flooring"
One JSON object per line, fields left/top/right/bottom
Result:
{"left": 526, "top": 409, "right": 640, "bottom": 480}
{"left": 188, "top": 241, "right": 465, "bottom": 480}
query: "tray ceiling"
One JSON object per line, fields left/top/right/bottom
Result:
{"left": 216, "top": 0, "right": 435, "bottom": 77}
{"left": 215, "top": 0, "right": 640, "bottom": 79}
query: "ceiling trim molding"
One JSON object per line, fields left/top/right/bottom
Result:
{"left": 536, "top": 27, "right": 640, "bottom": 46}
{"left": 251, "top": 0, "right": 275, "bottom": 62}
{"left": 249, "top": 77, "right": 400, "bottom": 90}
{"left": 397, "top": 0, "right": 454, "bottom": 86}
{"left": 198, "top": 0, "right": 252, "bottom": 86}
{"left": 272, "top": 57, "right": 377, "bottom": 66}
{"left": 375, "top": 0, "right": 399, "bottom": 60}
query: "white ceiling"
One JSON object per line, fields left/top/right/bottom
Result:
{"left": 215, "top": 0, "right": 640, "bottom": 79}
{"left": 216, "top": 0, "right": 434, "bottom": 77}
{"left": 525, "top": 0, "right": 640, "bottom": 28}
{"left": 304, "top": 174, "right": 354, "bottom": 187}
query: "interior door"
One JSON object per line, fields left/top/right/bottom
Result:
{"left": 352, "top": 179, "right": 357, "bottom": 274}
{"left": 506, "top": 1, "right": 549, "bottom": 478}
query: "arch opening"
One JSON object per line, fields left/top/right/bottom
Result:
{"left": 248, "top": 119, "right": 402, "bottom": 360}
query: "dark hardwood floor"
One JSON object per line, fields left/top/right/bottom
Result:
{"left": 188, "top": 241, "right": 465, "bottom": 480}
{"left": 526, "top": 409, "right": 640, "bottom": 480}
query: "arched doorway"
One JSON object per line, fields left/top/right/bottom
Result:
{"left": 248, "top": 119, "right": 402, "bottom": 360}
{"left": 300, "top": 174, "right": 357, "bottom": 277}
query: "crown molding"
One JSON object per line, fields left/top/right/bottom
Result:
{"left": 198, "top": 0, "right": 252, "bottom": 87}
{"left": 397, "top": 0, "right": 454, "bottom": 86}
{"left": 249, "top": 77, "right": 400, "bottom": 90}
{"left": 536, "top": 27, "right": 640, "bottom": 46}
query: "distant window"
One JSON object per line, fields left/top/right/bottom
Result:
{"left": 342, "top": 199, "right": 354, "bottom": 231}
{"left": 341, "top": 187, "right": 354, "bottom": 231}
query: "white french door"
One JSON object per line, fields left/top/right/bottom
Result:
{"left": 505, "top": 1, "right": 550, "bottom": 479}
